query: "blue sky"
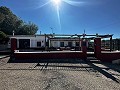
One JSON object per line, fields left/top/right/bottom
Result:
{"left": 0, "top": 0, "right": 120, "bottom": 38}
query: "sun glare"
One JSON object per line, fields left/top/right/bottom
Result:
{"left": 52, "top": 0, "right": 61, "bottom": 6}
{"left": 36, "top": 0, "right": 86, "bottom": 33}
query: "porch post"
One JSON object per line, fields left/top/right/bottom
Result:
{"left": 81, "top": 38, "right": 87, "bottom": 59}
{"left": 11, "top": 38, "right": 17, "bottom": 53}
{"left": 94, "top": 37, "right": 101, "bottom": 59}
{"left": 110, "top": 36, "right": 112, "bottom": 52}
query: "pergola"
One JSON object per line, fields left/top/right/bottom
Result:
{"left": 44, "top": 34, "right": 113, "bottom": 51}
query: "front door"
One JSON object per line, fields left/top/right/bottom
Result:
{"left": 19, "top": 39, "right": 30, "bottom": 49}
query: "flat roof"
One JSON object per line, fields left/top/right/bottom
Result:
{"left": 8, "top": 34, "right": 113, "bottom": 39}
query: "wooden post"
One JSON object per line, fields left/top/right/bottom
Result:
{"left": 110, "top": 36, "right": 112, "bottom": 52}
{"left": 45, "top": 34, "right": 46, "bottom": 50}
{"left": 79, "top": 36, "right": 80, "bottom": 50}
{"left": 81, "top": 38, "right": 87, "bottom": 59}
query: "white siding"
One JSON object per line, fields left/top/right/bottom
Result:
{"left": 9, "top": 35, "right": 84, "bottom": 48}
{"left": 64, "top": 41, "right": 68, "bottom": 46}
{"left": 10, "top": 36, "right": 46, "bottom": 48}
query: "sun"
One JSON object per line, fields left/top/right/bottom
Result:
{"left": 52, "top": 0, "right": 61, "bottom": 6}
{"left": 36, "top": 0, "right": 85, "bottom": 33}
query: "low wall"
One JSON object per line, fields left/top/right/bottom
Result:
{"left": 97, "top": 52, "right": 120, "bottom": 62}
{"left": 14, "top": 51, "right": 86, "bottom": 60}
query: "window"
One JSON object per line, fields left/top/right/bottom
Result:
{"left": 19, "top": 39, "right": 30, "bottom": 49}
{"left": 68, "top": 42, "right": 72, "bottom": 47}
{"left": 37, "top": 42, "right": 41, "bottom": 47}
{"left": 76, "top": 42, "right": 79, "bottom": 46}
{"left": 60, "top": 42, "right": 64, "bottom": 47}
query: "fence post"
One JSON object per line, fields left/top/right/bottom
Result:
{"left": 94, "top": 37, "right": 101, "bottom": 59}
{"left": 81, "top": 39, "right": 87, "bottom": 59}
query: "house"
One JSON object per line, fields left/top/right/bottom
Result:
{"left": 8, "top": 34, "right": 88, "bottom": 50}
{"left": 8, "top": 35, "right": 48, "bottom": 49}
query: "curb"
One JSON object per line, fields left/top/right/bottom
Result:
{"left": 0, "top": 55, "right": 10, "bottom": 59}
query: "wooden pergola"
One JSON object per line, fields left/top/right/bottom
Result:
{"left": 44, "top": 34, "right": 113, "bottom": 51}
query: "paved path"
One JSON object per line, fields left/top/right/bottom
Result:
{"left": 0, "top": 57, "right": 120, "bottom": 90}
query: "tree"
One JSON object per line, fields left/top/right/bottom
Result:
{"left": 0, "top": 14, "right": 23, "bottom": 35}
{"left": 0, "top": 12, "right": 5, "bottom": 23}
{"left": 0, "top": 31, "right": 9, "bottom": 44}
{"left": 0, "top": 6, "right": 13, "bottom": 15}
{"left": 16, "top": 22, "right": 38, "bottom": 35}
{"left": 0, "top": 6, "right": 38, "bottom": 35}
{"left": 0, "top": 6, "right": 23, "bottom": 35}
{"left": 0, "top": 31, "right": 6, "bottom": 39}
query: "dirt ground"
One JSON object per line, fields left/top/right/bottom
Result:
{"left": 0, "top": 57, "right": 120, "bottom": 90}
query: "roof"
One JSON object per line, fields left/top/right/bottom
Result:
{"left": 8, "top": 34, "right": 113, "bottom": 39}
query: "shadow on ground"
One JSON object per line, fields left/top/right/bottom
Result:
{"left": 7, "top": 57, "right": 120, "bottom": 83}
{"left": 85, "top": 58, "right": 120, "bottom": 83}
{"left": 8, "top": 57, "right": 86, "bottom": 63}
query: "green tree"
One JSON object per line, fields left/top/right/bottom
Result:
{"left": 0, "top": 6, "right": 38, "bottom": 35}
{"left": 0, "top": 31, "right": 6, "bottom": 39}
{"left": 0, "top": 6, "right": 13, "bottom": 15}
{"left": 0, "top": 6, "right": 23, "bottom": 35}
{"left": 0, "top": 14, "right": 23, "bottom": 35}
{"left": 0, "top": 12, "right": 5, "bottom": 23}
{"left": 0, "top": 31, "right": 9, "bottom": 44}
{"left": 16, "top": 22, "right": 38, "bottom": 35}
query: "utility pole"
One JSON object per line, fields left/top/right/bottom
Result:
{"left": 84, "top": 29, "right": 85, "bottom": 34}
{"left": 40, "top": 31, "right": 41, "bottom": 35}
{"left": 83, "top": 29, "right": 86, "bottom": 38}
{"left": 50, "top": 27, "right": 53, "bottom": 34}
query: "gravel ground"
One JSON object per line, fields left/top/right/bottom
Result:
{"left": 0, "top": 57, "right": 120, "bottom": 90}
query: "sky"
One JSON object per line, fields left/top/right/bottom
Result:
{"left": 0, "top": 0, "right": 120, "bottom": 38}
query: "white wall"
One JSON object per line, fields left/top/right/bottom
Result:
{"left": 51, "top": 41, "right": 59, "bottom": 47}
{"left": 51, "top": 41, "right": 82, "bottom": 47}
{"left": 9, "top": 36, "right": 86, "bottom": 48}
{"left": 10, "top": 35, "right": 46, "bottom": 48}
{"left": 64, "top": 41, "right": 68, "bottom": 46}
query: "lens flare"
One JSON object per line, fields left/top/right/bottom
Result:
{"left": 63, "top": 0, "right": 86, "bottom": 7}
{"left": 52, "top": 0, "right": 61, "bottom": 6}
{"left": 35, "top": 0, "right": 86, "bottom": 33}
{"left": 35, "top": 1, "right": 51, "bottom": 9}
{"left": 51, "top": 0, "right": 62, "bottom": 32}
{"left": 56, "top": 6, "right": 61, "bottom": 32}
